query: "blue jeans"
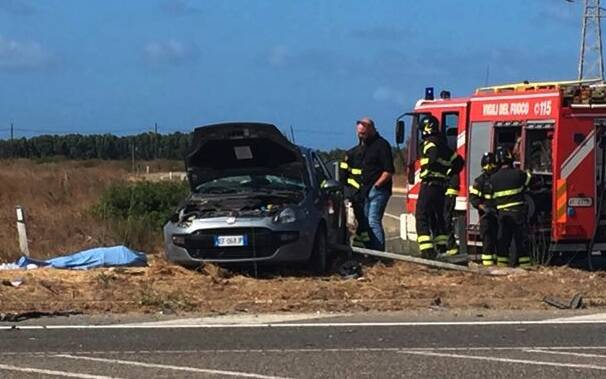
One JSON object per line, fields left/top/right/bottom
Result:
{"left": 364, "top": 186, "right": 391, "bottom": 251}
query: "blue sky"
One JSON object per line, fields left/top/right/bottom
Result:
{"left": 0, "top": 0, "right": 585, "bottom": 149}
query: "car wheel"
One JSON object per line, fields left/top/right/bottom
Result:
{"left": 309, "top": 226, "right": 328, "bottom": 275}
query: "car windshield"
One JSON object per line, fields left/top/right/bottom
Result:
{"left": 194, "top": 174, "right": 306, "bottom": 194}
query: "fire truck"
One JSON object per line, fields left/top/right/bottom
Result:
{"left": 395, "top": 80, "right": 606, "bottom": 262}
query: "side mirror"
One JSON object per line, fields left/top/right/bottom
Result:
{"left": 321, "top": 179, "right": 342, "bottom": 192}
{"left": 396, "top": 120, "right": 405, "bottom": 144}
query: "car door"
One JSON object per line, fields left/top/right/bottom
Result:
{"left": 311, "top": 152, "right": 344, "bottom": 244}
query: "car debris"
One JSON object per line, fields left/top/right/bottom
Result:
{"left": 543, "top": 293, "right": 584, "bottom": 310}
{"left": 0, "top": 310, "right": 82, "bottom": 322}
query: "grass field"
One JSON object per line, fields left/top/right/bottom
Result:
{"left": 0, "top": 160, "right": 183, "bottom": 262}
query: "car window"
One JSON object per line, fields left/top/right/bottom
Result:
{"left": 194, "top": 174, "right": 305, "bottom": 194}
{"left": 311, "top": 153, "right": 331, "bottom": 186}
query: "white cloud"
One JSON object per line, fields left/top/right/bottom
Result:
{"left": 0, "top": 35, "right": 52, "bottom": 71}
{"left": 373, "top": 86, "right": 406, "bottom": 106}
{"left": 144, "top": 39, "right": 196, "bottom": 65}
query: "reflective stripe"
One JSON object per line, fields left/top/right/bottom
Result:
{"left": 339, "top": 162, "right": 349, "bottom": 169}
{"left": 497, "top": 256, "right": 509, "bottom": 263}
{"left": 434, "top": 235, "right": 448, "bottom": 245}
{"left": 481, "top": 254, "right": 494, "bottom": 260}
{"left": 417, "top": 235, "right": 432, "bottom": 243}
{"left": 524, "top": 171, "right": 532, "bottom": 186}
{"left": 350, "top": 168, "right": 362, "bottom": 175}
{"left": 420, "top": 158, "right": 429, "bottom": 165}
{"left": 483, "top": 261, "right": 495, "bottom": 266}
{"left": 469, "top": 186, "right": 481, "bottom": 196}
{"left": 518, "top": 256, "right": 531, "bottom": 263}
{"left": 423, "top": 142, "right": 436, "bottom": 154}
{"left": 493, "top": 187, "right": 523, "bottom": 198}
{"left": 446, "top": 248, "right": 458, "bottom": 256}
{"left": 483, "top": 193, "right": 493, "bottom": 200}
{"left": 497, "top": 201, "right": 524, "bottom": 210}
{"left": 497, "top": 262, "right": 509, "bottom": 267}
{"left": 419, "top": 243, "right": 434, "bottom": 251}
{"left": 347, "top": 178, "right": 361, "bottom": 189}
{"left": 445, "top": 188, "right": 459, "bottom": 196}
{"left": 436, "top": 158, "right": 453, "bottom": 166}
{"left": 420, "top": 170, "right": 447, "bottom": 179}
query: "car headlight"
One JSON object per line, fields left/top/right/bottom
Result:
{"left": 273, "top": 208, "right": 297, "bottom": 224}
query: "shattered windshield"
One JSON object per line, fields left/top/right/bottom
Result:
{"left": 194, "top": 174, "right": 306, "bottom": 194}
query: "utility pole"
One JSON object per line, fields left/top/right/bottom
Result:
{"left": 577, "top": 0, "right": 605, "bottom": 81}
{"left": 10, "top": 122, "right": 13, "bottom": 141}
{"left": 290, "top": 125, "right": 296, "bottom": 143}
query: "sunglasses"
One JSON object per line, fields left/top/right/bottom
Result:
{"left": 356, "top": 120, "right": 371, "bottom": 127}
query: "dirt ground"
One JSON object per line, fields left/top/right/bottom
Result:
{"left": 1, "top": 255, "right": 605, "bottom": 316}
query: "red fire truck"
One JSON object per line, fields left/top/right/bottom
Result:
{"left": 395, "top": 80, "right": 606, "bottom": 262}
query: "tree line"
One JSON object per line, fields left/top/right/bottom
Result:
{"left": 0, "top": 132, "right": 405, "bottom": 173}
{"left": 0, "top": 132, "right": 192, "bottom": 160}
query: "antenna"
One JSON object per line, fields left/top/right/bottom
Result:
{"left": 577, "top": 0, "right": 605, "bottom": 81}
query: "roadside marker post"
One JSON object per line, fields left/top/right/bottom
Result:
{"left": 16, "top": 205, "right": 30, "bottom": 257}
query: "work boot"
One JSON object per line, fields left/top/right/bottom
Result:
{"left": 421, "top": 249, "right": 437, "bottom": 260}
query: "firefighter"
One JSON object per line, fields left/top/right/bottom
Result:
{"left": 443, "top": 156, "right": 465, "bottom": 256}
{"left": 415, "top": 115, "right": 459, "bottom": 258}
{"left": 339, "top": 145, "right": 370, "bottom": 248}
{"left": 488, "top": 147, "right": 533, "bottom": 268}
{"left": 469, "top": 152, "right": 498, "bottom": 266}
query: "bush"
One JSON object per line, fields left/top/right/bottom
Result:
{"left": 93, "top": 180, "right": 189, "bottom": 252}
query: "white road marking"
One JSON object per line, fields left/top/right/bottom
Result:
{"left": 55, "top": 354, "right": 292, "bottom": 379}
{"left": 4, "top": 346, "right": 606, "bottom": 356}
{"left": 4, "top": 319, "right": 606, "bottom": 330}
{"left": 0, "top": 363, "right": 121, "bottom": 379}
{"left": 384, "top": 213, "right": 401, "bottom": 220}
{"left": 399, "top": 350, "right": 606, "bottom": 371}
{"left": 524, "top": 349, "right": 606, "bottom": 359}
{"left": 120, "top": 313, "right": 336, "bottom": 327}
{"left": 549, "top": 312, "right": 606, "bottom": 322}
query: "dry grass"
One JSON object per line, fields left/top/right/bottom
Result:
{"left": 0, "top": 160, "right": 133, "bottom": 261}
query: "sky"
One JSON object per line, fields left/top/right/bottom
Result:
{"left": 0, "top": 0, "right": 587, "bottom": 149}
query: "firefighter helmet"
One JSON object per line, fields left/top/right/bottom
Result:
{"left": 495, "top": 146, "right": 514, "bottom": 166}
{"left": 420, "top": 115, "right": 440, "bottom": 138}
{"left": 481, "top": 152, "right": 496, "bottom": 171}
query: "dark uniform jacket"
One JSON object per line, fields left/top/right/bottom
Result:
{"left": 420, "top": 135, "right": 460, "bottom": 183}
{"left": 469, "top": 172, "right": 494, "bottom": 216}
{"left": 339, "top": 145, "right": 365, "bottom": 201}
{"left": 487, "top": 167, "right": 532, "bottom": 211}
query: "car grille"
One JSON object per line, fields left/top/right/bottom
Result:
{"left": 183, "top": 227, "right": 298, "bottom": 260}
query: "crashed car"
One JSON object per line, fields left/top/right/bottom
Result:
{"left": 163, "top": 122, "right": 347, "bottom": 273}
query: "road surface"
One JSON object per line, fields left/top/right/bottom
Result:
{"left": 1, "top": 312, "right": 606, "bottom": 378}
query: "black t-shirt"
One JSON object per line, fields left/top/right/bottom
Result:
{"left": 361, "top": 133, "right": 395, "bottom": 190}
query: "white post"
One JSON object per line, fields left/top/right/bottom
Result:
{"left": 169, "top": 171, "right": 173, "bottom": 180}
{"left": 16, "top": 206, "right": 30, "bottom": 257}
{"left": 146, "top": 165, "right": 150, "bottom": 175}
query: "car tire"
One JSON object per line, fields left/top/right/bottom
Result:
{"left": 309, "top": 226, "right": 328, "bottom": 275}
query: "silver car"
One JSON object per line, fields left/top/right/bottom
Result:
{"left": 163, "top": 122, "right": 347, "bottom": 273}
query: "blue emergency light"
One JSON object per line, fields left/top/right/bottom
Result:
{"left": 425, "top": 87, "right": 434, "bottom": 100}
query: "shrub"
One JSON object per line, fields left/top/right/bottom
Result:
{"left": 93, "top": 181, "right": 189, "bottom": 252}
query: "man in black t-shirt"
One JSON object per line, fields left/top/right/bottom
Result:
{"left": 355, "top": 117, "right": 395, "bottom": 251}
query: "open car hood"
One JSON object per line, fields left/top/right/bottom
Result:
{"left": 185, "top": 122, "right": 306, "bottom": 191}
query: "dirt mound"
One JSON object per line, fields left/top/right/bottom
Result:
{"left": 1, "top": 256, "right": 605, "bottom": 315}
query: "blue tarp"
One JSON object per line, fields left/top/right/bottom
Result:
{"left": 16, "top": 245, "right": 147, "bottom": 270}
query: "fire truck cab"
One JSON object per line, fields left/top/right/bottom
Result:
{"left": 396, "top": 81, "right": 606, "bottom": 262}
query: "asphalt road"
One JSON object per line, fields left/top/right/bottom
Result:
{"left": 1, "top": 312, "right": 606, "bottom": 378}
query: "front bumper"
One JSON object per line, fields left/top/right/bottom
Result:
{"left": 163, "top": 216, "right": 316, "bottom": 266}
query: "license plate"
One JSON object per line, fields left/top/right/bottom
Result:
{"left": 568, "top": 197, "right": 593, "bottom": 207}
{"left": 214, "top": 235, "right": 247, "bottom": 247}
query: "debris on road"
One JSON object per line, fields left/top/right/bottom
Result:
{"left": 543, "top": 293, "right": 584, "bottom": 310}
{"left": 0, "top": 310, "right": 82, "bottom": 322}
{"left": 0, "top": 255, "right": 604, "bottom": 315}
